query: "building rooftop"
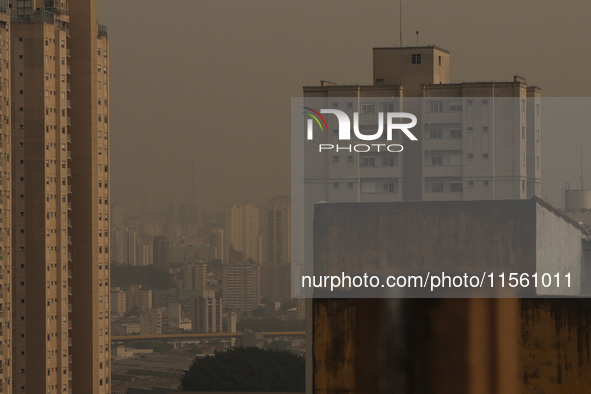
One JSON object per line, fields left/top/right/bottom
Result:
{"left": 373, "top": 45, "right": 451, "bottom": 54}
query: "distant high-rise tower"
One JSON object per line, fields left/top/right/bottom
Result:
{"left": 153, "top": 235, "right": 171, "bottom": 271}
{"left": 193, "top": 290, "right": 222, "bottom": 333}
{"left": 183, "top": 263, "right": 207, "bottom": 292}
{"left": 261, "top": 196, "right": 290, "bottom": 265}
{"left": 222, "top": 261, "right": 260, "bottom": 314}
{"left": 10, "top": 0, "right": 111, "bottom": 392}
{"left": 124, "top": 227, "right": 137, "bottom": 266}
{"left": 224, "top": 204, "right": 261, "bottom": 263}
{"left": 260, "top": 196, "right": 291, "bottom": 303}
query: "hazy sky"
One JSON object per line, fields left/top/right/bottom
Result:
{"left": 98, "top": 0, "right": 591, "bottom": 214}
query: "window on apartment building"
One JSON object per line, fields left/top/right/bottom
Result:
{"left": 360, "top": 157, "right": 375, "bottom": 167}
{"left": 431, "top": 182, "right": 443, "bottom": 192}
{"left": 483, "top": 180, "right": 489, "bottom": 186}
{"left": 411, "top": 54, "right": 421, "bottom": 64}
{"left": 438, "top": 56, "right": 442, "bottom": 66}
{"left": 332, "top": 156, "right": 339, "bottom": 162}
{"left": 482, "top": 99, "right": 489, "bottom": 105}
{"left": 449, "top": 102, "right": 462, "bottom": 112}
{"left": 483, "top": 153, "right": 489, "bottom": 159}
{"left": 382, "top": 156, "right": 395, "bottom": 167}
{"left": 430, "top": 102, "right": 443, "bottom": 112}
{"left": 468, "top": 180, "right": 474, "bottom": 187}
{"left": 333, "top": 182, "right": 339, "bottom": 189}
{"left": 467, "top": 153, "right": 474, "bottom": 160}
{"left": 382, "top": 183, "right": 395, "bottom": 193}
{"left": 450, "top": 183, "right": 463, "bottom": 192}
{"left": 361, "top": 104, "right": 374, "bottom": 114}
{"left": 450, "top": 129, "right": 462, "bottom": 139}
{"left": 382, "top": 103, "right": 394, "bottom": 112}
{"left": 430, "top": 128, "right": 442, "bottom": 139}
{"left": 431, "top": 156, "right": 443, "bottom": 165}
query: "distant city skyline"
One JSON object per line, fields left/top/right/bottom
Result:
{"left": 98, "top": 0, "right": 591, "bottom": 214}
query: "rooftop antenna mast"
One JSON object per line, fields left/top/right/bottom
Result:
{"left": 581, "top": 144, "right": 584, "bottom": 190}
{"left": 399, "top": 0, "right": 403, "bottom": 46}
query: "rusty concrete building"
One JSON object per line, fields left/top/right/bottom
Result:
{"left": 312, "top": 199, "right": 591, "bottom": 393}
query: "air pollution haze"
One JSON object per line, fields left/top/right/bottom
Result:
{"left": 98, "top": 0, "right": 591, "bottom": 214}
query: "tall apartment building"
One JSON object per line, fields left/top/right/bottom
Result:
{"left": 153, "top": 235, "right": 170, "bottom": 270}
{"left": 10, "top": 0, "right": 110, "bottom": 392}
{"left": 303, "top": 46, "right": 541, "bottom": 203}
{"left": 224, "top": 203, "right": 261, "bottom": 264}
{"left": 260, "top": 196, "right": 290, "bottom": 265}
{"left": 110, "top": 287, "right": 126, "bottom": 318}
{"left": 139, "top": 309, "right": 162, "bottom": 335}
{"left": 208, "top": 228, "right": 223, "bottom": 262}
{"left": 0, "top": 3, "right": 10, "bottom": 393}
{"left": 136, "top": 239, "right": 153, "bottom": 266}
{"left": 183, "top": 263, "right": 207, "bottom": 292}
{"left": 124, "top": 227, "right": 137, "bottom": 265}
{"left": 222, "top": 261, "right": 260, "bottom": 314}
{"left": 193, "top": 290, "right": 222, "bottom": 333}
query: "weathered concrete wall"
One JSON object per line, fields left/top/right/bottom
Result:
{"left": 313, "top": 200, "right": 538, "bottom": 282}
{"left": 520, "top": 299, "right": 591, "bottom": 393}
{"left": 312, "top": 200, "right": 591, "bottom": 392}
{"left": 535, "top": 204, "right": 582, "bottom": 295}
{"left": 313, "top": 298, "right": 521, "bottom": 393}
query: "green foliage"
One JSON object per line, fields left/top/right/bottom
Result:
{"left": 111, "top": 264, "right": 173, "bottom": 289}
{"left": 181, "top": 347, "right": 304, "bottom": 392}
{"left": 266, "top": 340, "right": 291, "bottom": 350}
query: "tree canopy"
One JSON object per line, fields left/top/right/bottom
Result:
{"left": 181, "top": 347, "right": 304, "bottom": 392}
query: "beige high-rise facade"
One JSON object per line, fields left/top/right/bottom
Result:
{"left": 260, "top": 196, "right": 290, "bottom": 265}
{"left": 10, "top": 0, "right": 110, "bottom": 392}
{"left": 224, "top": 203, "right": 261, "bottom": 264}
{"left": 303, "top": 46, "right": 541, "bottom": 202}
{"left": 0, "top": 3, "right": 10, "bottom": 393}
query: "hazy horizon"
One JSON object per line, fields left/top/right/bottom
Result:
{"left": 99, "top": 0, "right": 591, "bottom": 214}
